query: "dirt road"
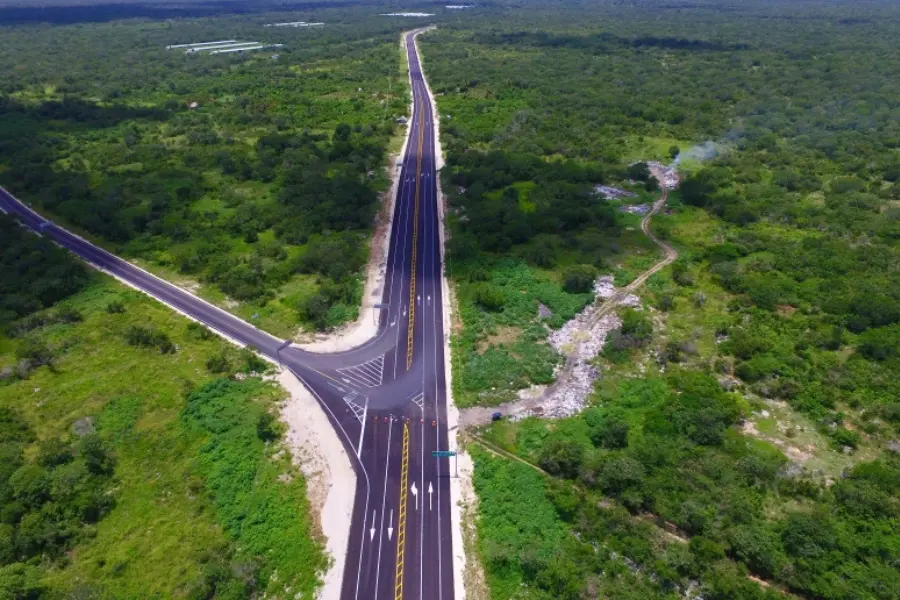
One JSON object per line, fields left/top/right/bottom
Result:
{"left": 459, "top": 169, "right": 679, "bottom": 429}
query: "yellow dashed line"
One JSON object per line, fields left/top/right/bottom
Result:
{"left": 394, "top": 423, "right": 410, "bottom": 600}
{"left": 406, "top": 93, "right": 426, "bottom": 370}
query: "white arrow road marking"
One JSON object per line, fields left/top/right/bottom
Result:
{"left": 427, "top": 295, "right": 431, "bottom": 307}
{"left": 388, "top": 509, "right": 394, "bottom": 541}
{"left": 370, "top": 511, "right": 376, "bottom": 541}
{"left": 428, "top": 482, "right": 433, "bottom": 511}
{"left": 403, "top": 305, "right": 407, "bottom": 317}
{"left": 411, "top": 482, "right": 419, "bottom": 511}
{"left": 417, "top": 294, "right": 421, "bottom": 305}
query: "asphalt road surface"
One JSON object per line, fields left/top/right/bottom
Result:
{"left": 0, "top": 27, "right": 454, "bottom": 600}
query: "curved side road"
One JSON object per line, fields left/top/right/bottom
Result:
{"left": 0, "top": 25, "right": 455, "bottom": 600}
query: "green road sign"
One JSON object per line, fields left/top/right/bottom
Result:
{"left": 432, "top": 450, "right": 456, "bottom": 458}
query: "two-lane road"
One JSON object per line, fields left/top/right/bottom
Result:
{"left": 0, "top": 27, "right": 454, "bottom": 600}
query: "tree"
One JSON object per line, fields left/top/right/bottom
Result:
{"left": 474, "top": 284, "right": 505, "bottom": 312}
{"left": 256, "top": 413, "right": 279, "bottom": 442}
{"left": 78, "top": 434, "right": 115, "bottom": 476}
{"left": 561, "top": 264, "right": 597, "bottom": 294}
{"left": 669, "top": 145, "right": 681, "bottom": 160}
{"left": 588, "top": 413, "right": 630, "bottom": 449}
{"left": 538, "top": 438, "right": 584, "bottom": 479}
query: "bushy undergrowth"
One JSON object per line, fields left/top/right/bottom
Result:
{"left": 182, "top": 378, "right": 326, "bottom": 598}
{"left": 453, "top": 260, "right": 593, "bottom": 406}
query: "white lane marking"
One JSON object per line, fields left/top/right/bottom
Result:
{"left": 358, "top": 396, "right": 368, "bottom": 457}
{"left": 290, "top": 370, "right": 371, "bottom": 600}
{"left": 420, "top": 90, "right": 431, "bottom": 600}
{"left": 394, "top": 160, "right": 413, "bottom": 381}
{"left": 374, "top": 419, "right": 394, "bottom": 598}
{"left": 326, "top": 381, "right": 347, "bottom": 393}
{"left": 357, "top": 360, "right": 382, "bottom": 380}
{"left": 343, "top": 391, "right": 367, "bottom": 425}
{"left": 386, "top": 120, "right": 416, "bottom": 380}
{"left": 345, "top": 366, "right": 379, "bottom": 386}
{"left": 420, "top": 65, "right": 448, "bottom": 600}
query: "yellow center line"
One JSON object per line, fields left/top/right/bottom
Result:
{"left": 394, "top": 423, "right": 410, "bottom": 600}
{"left": 406, "top": 92, "right": 426, "bottom": 370}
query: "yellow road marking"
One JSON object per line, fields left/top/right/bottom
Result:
{"left": 394, "top": 423, "right": 410, "bottom": 600}
{"left": 406, "top": 92, "right": 426, "bottom": 370}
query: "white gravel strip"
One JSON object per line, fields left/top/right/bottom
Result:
{"left": 277, "top": 371, "right": 356, "bottom": 600}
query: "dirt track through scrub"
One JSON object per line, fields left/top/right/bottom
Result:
{"left": 459, "top": 171, "right": 679, "bottom": 428}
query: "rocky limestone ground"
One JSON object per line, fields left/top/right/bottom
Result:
{"left": 460, "top": 276, "right": 638, "bottom": 428}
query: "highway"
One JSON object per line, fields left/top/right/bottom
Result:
{"left": 0, "top": 27, "right": 454, "bottom": 600}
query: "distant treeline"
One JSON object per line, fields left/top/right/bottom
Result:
{"left": 0, "top": 0, "right": 375, "bottom": 25}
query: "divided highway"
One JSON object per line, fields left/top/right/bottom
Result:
{"left": 0, "top": 27, "right": 454, "bottom": 600}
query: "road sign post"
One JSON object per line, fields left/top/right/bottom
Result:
{"left": 432, "top": 450, "right": 458, "bottom": 477}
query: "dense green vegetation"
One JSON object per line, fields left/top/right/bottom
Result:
{"left": 0, "top": 213, "right": 323, "bottom": 598}
{"left": 432, "top": 1, "right": 900, "bottom": 599}
{"left": 0, "top": 11, "right": 411, "bottom": 334}
{"left": 478, "top": 370, "right": 900, "bottom": 600}
{"left": 0, "top": 216, "right": 89, "bottom": 330}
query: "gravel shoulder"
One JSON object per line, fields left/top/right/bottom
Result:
{"left": 277, "top": 370, "right": 356, "bottom": 600}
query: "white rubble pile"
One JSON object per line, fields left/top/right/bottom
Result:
{"left": 646, "top": 161, "right": 679, "bottom": 189}
{"left": 594, "top": 275, "right": 617, "bottom": 299}
{"left": 619, "top": 203, "right": 652, "bottom": 215}
{"left": 619, "top": 293, "right": 641, "bottom": 307}
{"left": 595, "top": 184, "right": 637, "bottom": 200}
{"left": 514, "top": 275, "right": 634, "bottom": 419}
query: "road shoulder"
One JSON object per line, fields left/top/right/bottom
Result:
{"left": 412, "top": 26, "right": 476, "bottom": 600}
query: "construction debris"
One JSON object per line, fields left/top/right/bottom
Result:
{"left": 595, "top": 185, "right": 637, "bottom": 200}
{"left": 646, "top": 162, "right": 679, "bottom": 189}
{"left": 619, "top": 203, "right": 652, "bottom": 215}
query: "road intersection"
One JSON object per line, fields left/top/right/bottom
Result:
{"left": 0, "top": 27, "right": 454, "bottom": 600}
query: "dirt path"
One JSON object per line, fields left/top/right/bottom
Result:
{"left": 459, "top": 171, "right": 679, "bottom": 429}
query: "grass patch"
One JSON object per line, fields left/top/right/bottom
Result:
{"left": 452, "top": 260, "right": 593, "bottom": 407}
{"left": 0, "top": 279, "right": 323, "bottom": 598}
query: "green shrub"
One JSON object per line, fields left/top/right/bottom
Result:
{"left": 474, "top": 284, "right": 505, "bottom": 312}
{"left": 124, "top": 325, "right": 175, "bottom": 354}
{"left": 561, "top": 264, "right": 597, "bottom": 294}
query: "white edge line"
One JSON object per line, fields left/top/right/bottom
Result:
{"left": 292, "top": 369, "right": 371, "bottom": 600}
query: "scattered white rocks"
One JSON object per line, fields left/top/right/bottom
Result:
{"left": 380, "top": 12, "right": 435, "bottom": 17}
{"left": 460, "top": 276, "right": 641, "bottom": 428}
{"left": 594, "top": 275, "right": 617, "bottom": 299}
{"left": 646, "top": 161, "right": 679, "bottom": 189}
{"left": 595, "top": 184, "right": 637, "bottom": 200}
{"left": 619, "top": 293, "right": 641, "bottom": 308}
{"left": 516, "top": 279, "right": 627, "bottom": 419}
{"left": 549, "top": 310, "right": 620, "bottom": 361}
{"left": 619, "top": 203, "right": 652, "bottom": 216}
{"left": 537, "top": 302, "right": 553, "bottom": 319}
